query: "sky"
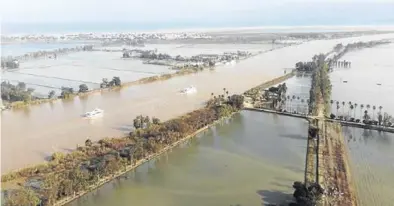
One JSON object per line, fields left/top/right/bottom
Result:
{"left": 1, "top": 0, "right": 394, "bottom": 25}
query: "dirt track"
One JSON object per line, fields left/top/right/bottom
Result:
{"left": 320, "top": 122, "right": 358, "bottom": 206}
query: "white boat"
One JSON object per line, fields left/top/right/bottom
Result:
{"left": 180, "top": 86, "right": 197, "bottom": 94}
{"left": 83, "top": 108, "right": 104, "bottom": 118}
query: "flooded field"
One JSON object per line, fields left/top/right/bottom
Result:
{"left": 343, "top": 127, "right": 394, "bottom": 206}
{"left": 67, "top": 111, "right": 308, "bottom": 206}
{"left": 280, "top": 73, "right": 311, "bottom": 114}
{"left": 1, "top": 41, "right": 96, "bottom": 57}
{"left": 2, "top": 33, "right": 394, "bottom": 174}
{"left": 330, "top": 42, "right": 394, "bottom": 119}
{"left": 1, "top": 44, "right": 274, "bottom": 96}
{"left": 330, "top": 41, "right": 394, "bottom": 205}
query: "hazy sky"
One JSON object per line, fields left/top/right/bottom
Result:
{"left": 1, "top": 0, "right": 394, "bottom": 24}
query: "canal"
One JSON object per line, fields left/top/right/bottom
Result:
{"left": 67, "top": 111, "right": 308, "bottom": 206}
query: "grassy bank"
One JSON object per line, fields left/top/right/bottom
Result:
{"left": 1, "top": 93, "right": 244, "bottom": 206}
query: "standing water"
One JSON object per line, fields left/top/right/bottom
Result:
{"left": 331, "top": 42, "right": 394, "bottom": 205}
{"left": 2, "top": 33, "right": 394, "bottom": 174}
{"left": 67, "top": 111, "right": 308, "bottom": 206}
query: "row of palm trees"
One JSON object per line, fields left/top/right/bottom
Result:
{"left": 281, "top": 95, "right": 309, "bottom": 114}
{"left": 330, "top": 100, "right": 383, "bottom": 120}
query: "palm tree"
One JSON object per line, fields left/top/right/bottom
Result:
{"left": 360, "top": 104, "right": 364, "bottom": 118}
{"left": 336, "top": 105, "right": 340, "bottom": 116}
{"left": 354, "top": 103, "right": 358, "bottom": 118}
{"left": 364, "top": 110, "right": 369, "bottom": 120}
{"left": 372, "top": 105, "right": 376, "bottom": 120}
{"left": 342, "top": 101, "right": 345, "bottom": 115}
{"left": 379, "top": 106, "right": 383, "bottom": 113}
{"left": 211, "top": 93, "right": 214, "bottom": 99}
{"left": 350, "top": 105, "right": 354, "bottom": 119}
{"left": 330, "top": 100, "right": 334, "bottom": 112}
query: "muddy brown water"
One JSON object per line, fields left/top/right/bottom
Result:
{"left": 2, "top": 33, "right": 394, "bottom": 174}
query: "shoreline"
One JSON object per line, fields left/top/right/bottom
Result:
{"left": 3, "top": 25, "right": 394, "bottom": 37}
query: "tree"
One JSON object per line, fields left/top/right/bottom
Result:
{"left": 133, "top": 116, "right": 143, "bottom": 129}
{"left": 48, "top": 90, "right": 56, "bottom": 99}
{"left": 383, "top": 113, "right": 392, "bottom": 127}
{"left": 152, "top": 117, "right": 160, "bottom": 125}
{"left": 27, "top": 88, "right": 35, "bottom": 94}
{"left": 363, "top": 110, "right": 370, "bottom": 121}
{"left": 372, "top": 105, "right": 376, "bottom": 120}
{"left": 101, "top": 78, "right": 109, "bottom": 88}
{"left": 360, "top": 104, "right": 364, "bottom": 118}
{"left": 4, "top": 188, "right": 40, "bottom": 206}
{"left": 17, "top": 82, "right": 26, "bottom": 91}
{"left": 79, "top": 84, "right": 89, "bottom": 93}
{"left": 354, "top": 103, "right": 358, "bottom": 118}
{"left": 378, "top": 112, "right": 383, "bottom": 126}
{"left": 342, "top": 101, "right": 345, "bottom": 115}
{"left": 112, "top": 76, "right": 121, "bottom": 86}
{"left": 60, "top": 87, "right": 74, "bottom": 99}
{"left": 349, "top": 104, "right": 354, "bottom": 118}
{"left": 85, "top": 138, "right": 93, "bottom": 147}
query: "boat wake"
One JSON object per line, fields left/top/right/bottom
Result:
{"left": 82, "top": 108, "right": 104, "bottom": 119}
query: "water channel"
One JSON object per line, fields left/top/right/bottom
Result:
{"left": 67, "top": 111, "right": 308, "bottom": 206}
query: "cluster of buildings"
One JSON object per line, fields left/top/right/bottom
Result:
{"left": 2, "top": 32, "right": 212, "bottom": 43}
{"left": 122, "top": 49, "right": 252, "bottom": 69}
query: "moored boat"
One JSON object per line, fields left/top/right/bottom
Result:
{"left": 180, "top": 86, "right": 197, "bottom": 94}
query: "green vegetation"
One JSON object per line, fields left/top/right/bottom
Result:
{"left": 78, "top": 84, "right": 89, "bottom": 93}
{"left": 60, "top": 87, "right": 74, "bottom": 99}
{"left": 100, "top": 77, "right": 121, "bottom": 88}
{"left": 308, "top": 54, "right": 332, "bottom": 116}
{"left": 1, "top": 81, "right": 35, "bottom": 103}
{"left": 292, "top": 181, "right": 324, "bottom": 206}
{"left": 2, "top": 93, "right": 244, "bottom": 205}
{"left": 1, "top": 59, "right": 20, "bottom": 69}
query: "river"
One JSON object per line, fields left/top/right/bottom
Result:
{"left": 330, "top": 41, "right": 394, "bottom": 205}
{"left": 2, "top": 33, "right": 394, "bottom": 174}
{"left": 67, "top": 111, "right": 308, "bottom": 206}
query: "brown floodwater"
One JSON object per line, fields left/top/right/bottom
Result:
{"left": 2, "top": 33, "right": 394, "bottom": 174}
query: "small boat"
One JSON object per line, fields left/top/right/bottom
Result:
{"left": 180, "top": 86, "right": 197, "bottom": 94}
{"left": 83, "top": 108, "right": 104, "bottom": 118}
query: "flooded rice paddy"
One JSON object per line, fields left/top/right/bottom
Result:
{"left": 67, "top": 111, "right": 308, "bottom": 206}
{"left": 330, "top": 42, "right": 394, "bottom": 119}
{"left": 330, "top": 41, "right": 394, "bottom": 206}
{"left": 343, "top": 127, "right": 394, "bottom": 206}
{"left": 1, "top": 41, "right": 93, "bottom": 57}
{"left": 2, "top": 32, "right": 394, "bottom": 190}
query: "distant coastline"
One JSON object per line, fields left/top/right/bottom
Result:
{"left": 3, "top": 24, "right": 394, "bottom": 36}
